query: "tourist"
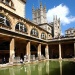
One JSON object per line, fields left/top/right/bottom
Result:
{"left": 4, "top": 57, "right": 6, "bottom": 64}
{"left": 20, "top": 59, "right": 23, "bottom": 63}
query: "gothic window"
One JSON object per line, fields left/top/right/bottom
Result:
{"left": 31, "top": 28, "right": 38, "bottom": 37}
{"left": 5, "top": 0, "right": 9, "bottom": 5}
{"left": 0, "top": 0, "right": 14, "bottom": 8}
{"left": 48, "top": 27, "right": 50, "bottom": 30}
{"left": 41, "top": 33, "right": 46, "bottom": 39}
{"left": 15, "top": 22, "right": 27, "bottom": 33}
{"left": 0, "top": 14, "right": 10, "bottom": 27}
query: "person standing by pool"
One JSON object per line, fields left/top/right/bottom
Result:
{"left": 4, "top": 57, "right": 6, "bottom": 64}
{"left": 2, "top": 57, "right": 6, "bottom": 64}
{"left": 20, "top": 59, "right": 23, "bottom": 63}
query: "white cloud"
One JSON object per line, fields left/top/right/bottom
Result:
{"left": 47, "top": 4, "right": 75, "bottom": 25}
{"left": 61, "top": 31, "right": 64, "bottom": 35}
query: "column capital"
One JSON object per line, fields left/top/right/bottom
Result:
{"left": 59, "top": 42, "right": 61, "bottom": 44}
{"left": 10, "top": 36, "right": 15, "bottom": 39}
{"left": 38, "top": 43, "right": 41, "bottom": 44}
{"left": 27, "top": 40, "right": 31, "bottom": 42}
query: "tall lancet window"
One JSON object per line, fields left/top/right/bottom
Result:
{"left": 41, "top": 33, "right": 46, "bottom": 39}
{"left": 0, "top": 0, "right": 14, "bottom": 8}
{"left": 5, "top": 0, "right": 9, "bottom": 5}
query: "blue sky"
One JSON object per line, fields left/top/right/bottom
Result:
{"left": 26, "top": 0, "right": 75, "bottom": 35}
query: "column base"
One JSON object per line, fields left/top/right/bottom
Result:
{"left": 9, "top": 58, "right": 14, "bottom": 64}
{"left": 46, "top": 55, "right": 49, "bottom": 59}
{"left": 59, "top": 58, "right": 62, "bottom": 60}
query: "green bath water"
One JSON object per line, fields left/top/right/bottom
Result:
{"left": 0, "top": 60, "right": 75, "bottom": 75}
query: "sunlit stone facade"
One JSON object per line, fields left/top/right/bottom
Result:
{"left": 0, "top": 0, "right": 75, "bottom": 63}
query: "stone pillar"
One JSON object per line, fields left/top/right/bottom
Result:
{"left": 38, "top": 44, "right": 41, "bottom": 60}
{"left": 45, "top": 44, "right": 49, "bottom": 59}
{"left": 26, "top": 41, "right": 30, "bottom": 62}
{"left": 74, "top": 42, "right": 75, "bottom": 58}
{"left": 59, "top": 43, "right": 62, "bottom": 59}
{"left": 9, "top": 38, "right": 15, "bottom": 63}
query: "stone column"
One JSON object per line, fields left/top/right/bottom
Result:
{"left": 59, "top": 43, "right": 62, "bottom": 59}
{"left": 26, "top": 41, "right": 30, "bottom": 62}
{"left": 45, "top": 44, "right": 49, "bottom": 59}
{"left": 9, "top": 38, "right": 15, "bottom": 63}
{"left": 38, "top": 44, "right": 41, "bottom": 60}
{"left": 74, "top": 42, "right": 75, "bottom": 58}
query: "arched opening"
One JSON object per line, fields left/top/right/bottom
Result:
{"left": 31, "top": 28, "right": 38, "bottom": 37}
{"left": 31, "top": 45, "right": 37, "bottom": 57}
{"left": 1, "top": 0, "right": 14, "bottom": 8}
{"left": 15, "top": 22, "right": 27, "bottom": 33}
{"left": 0, "top": 36, "right": 10, "bottom": 64}
{"left": 15, "top": 39, "right": 27, "bottom": 61}
{"left": 41, "top": 32, "right": 46, "bottom": 39}
{"left": 0, "top": 13, "right": 11, "bottom": 27}
{"left": 61, "top": 43, "right": 74, "bottom": 58}
{"left": 49, "top": 44, "right": 59, "bottom": 59}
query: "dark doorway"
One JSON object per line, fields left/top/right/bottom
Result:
{"left": 31, "top": 45, "right": 37, "bottom": 57}
{"left": 0, "top": 41, "right": 10, "bottom": 63}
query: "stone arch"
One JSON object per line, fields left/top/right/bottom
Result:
{"left": 11, "top": 0, "right": 14, "bottom": 8}
{"left": 41, "top": 32, "right": 46, "bottom": 39}
{"left": 15, "top": 22, "right": 27, "bottom": 33}
{"left": 0, "top": 13, "right": 11, "bottom": 28}
{"left": 30, "top": 28, "right": 39, "bottom": 37}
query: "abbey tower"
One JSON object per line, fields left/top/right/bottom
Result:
{"left": 32, "top": 2, "right": 47, "bottom": 24}
{"left": 53, "top": 15, "right": 61, "bottom": 38}
{"left": 32, "top": 2, "right": 61, "bottom": 38}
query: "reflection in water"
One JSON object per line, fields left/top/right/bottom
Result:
{"left": 24, "top": 65, "right": 27, "bottom": 73}
{"left": 26, "top": 64, "right": 31, "bottom": 75}
{"left": 32, "top": 64, "right": 35, "bottom": 71}
{"left": 9, "top": 67, "right": 15, "bottom": 75}
{"left": 0, "top": 68, "right": 8, "bottom": 75}
{"left": 46, "top": 61, "right": 49, "bottom": 75}
{"left": 49, "top": 61, "right": 60, "bottom": 75}
{"left": 1, "top": 60, "right": 75, "bottom": 75}
{"left": 38, "top": 62, "right": 42, "bottom": 75}
{"left": 59, "top": 61, "right": 62, "bottom": 75}
{"left": 62, "top": 61, "right": 75, "bottom": 75}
